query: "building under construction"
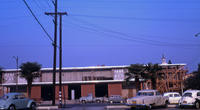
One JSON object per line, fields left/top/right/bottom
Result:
{"left": 141, "top": 56, "right": 187, "bottom": 94}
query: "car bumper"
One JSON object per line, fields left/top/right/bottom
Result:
{"left": 0, "top": 107, "right": 7, "bottom": 110}
{"left": 126, "top": 104, "right": 149, "bottom": 108}
{"left": 179, "top": 103, "right": 195, "bottom": 107}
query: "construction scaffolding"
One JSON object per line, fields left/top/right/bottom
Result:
{"left": 156, "top": 64, "right": 187, "bottom": 94}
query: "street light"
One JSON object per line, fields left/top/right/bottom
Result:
{"left": 13, "top": 56, "right": 19, "bottom": 92}
{"left": 195, "top": 32, "right": 200, "bottom": 37}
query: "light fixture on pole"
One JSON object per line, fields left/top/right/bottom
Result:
{"left": 13, "top": 56, "right": 19, "bottom": 92}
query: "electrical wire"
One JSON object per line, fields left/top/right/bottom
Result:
{"left": 22, "top": 0, "right": 54, "bottom": 43}
{"left": 67, "top": 17, "right": 200, "bottom": 47}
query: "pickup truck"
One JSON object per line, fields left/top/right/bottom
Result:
{"left": 126, "top": 89, "right": 169, "bottom": 109}
{"left": 79, "top": 94, "right": 108, "bottom": 103}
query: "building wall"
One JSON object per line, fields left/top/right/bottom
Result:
{"left": 31, "top": 86, "right": 41, "bottom": 101}
{"left": 55, "top": 85, "right": 68, "bottom": 100}
{"left": 81, "top": 84, "right": 95, "bottom": 97}
{"left": 108, "top": 83, "right": 122, "bottom": 96}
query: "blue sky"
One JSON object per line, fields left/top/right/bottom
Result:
{"left": 0, "top": 0, "right": 200, "bottom": 72}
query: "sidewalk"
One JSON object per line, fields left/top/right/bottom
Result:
{"left": 36, "top": 100, "right": 79, "bottom": 110}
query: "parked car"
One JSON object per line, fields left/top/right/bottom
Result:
{"left": 108, "top": 95, "right": 125, "bottom": 103}
{"left": 79, "top": 93, "right": 93, "bottom": 103}
{"left": 126, "top": 89, "right": 169, "bottom": 109}
{"left": 0, "top": 92, "right": 36, "bottom": 110}
{"left": 179, "top": 90, "right": 200, "bottom": 109}
{"left": 93, "top": 97, "right": 108, "bottom": 103}
{"left": 79, "top": 93, "right": 108, "bottom": 103}
{"left": 163, "top": 92, "right": 181, "bottom": 104}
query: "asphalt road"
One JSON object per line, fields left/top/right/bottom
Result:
{"left": 58, "top": 104, "right": 196, "bottom": 110}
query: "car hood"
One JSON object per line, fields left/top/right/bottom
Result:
{"left": 180, "top": 97, "right": 195, "bottom": 103}
{"left": 0, "top": 99, "right": 7, "bottom": 106}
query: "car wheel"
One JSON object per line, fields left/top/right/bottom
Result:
{"left": 8, "top": 105, "right": 16, "bottom": 110}
{"left": 30, "top": 103, "right": 36, "bottom": 110}
{"left": 195, "top": 102, "right": 200, "bottom": 109}
{"left": 82, "top": 100, "right": 86, "bottom": 104}
{"left": 164, "top": 101, "right": 169, "bottom": 108}
{"left": 96, "top": 100, "right": 101, "bottom": 103}
{"left": 180, "top": 105, "right": 184, "bottom": 109}
{"left": 147, "top": 105, "right": 152, "bottom": 110}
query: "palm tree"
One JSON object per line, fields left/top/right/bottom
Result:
{"left": 20, "top": 62, "right": 41, "bottom": 98}
{"left": 125, "top": 64, "right": 146, "bottom": 91}
{"left": 145, "top": 63, "right": 162, "bottom": 90}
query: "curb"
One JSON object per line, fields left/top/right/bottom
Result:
{"left": 37, "top": 106, "right": 58, "bottom": 110}
{"left": 105, "top": 105, "right": 130, "bottom": 109}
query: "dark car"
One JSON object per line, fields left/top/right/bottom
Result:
{"left": 108, "top": 95, "right": 125, "bottom": 103}
{"left": 0, "top": 92, "right": 36, "bottom": 110}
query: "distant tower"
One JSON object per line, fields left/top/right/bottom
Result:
{"left": 161, "top": 55, "right": 167, "bottom": 64}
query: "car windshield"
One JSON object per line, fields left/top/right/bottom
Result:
{"left": 137, "top": 92, "right": 154, "bottom": 96}
{"left": 183, "top": 93, "right": 192, "bottom": 97}
{"left": 0, "top": 95, "right": 9, "bottom": 100}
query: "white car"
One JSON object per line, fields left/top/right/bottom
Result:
{"left": 126, "top": 89, "right": 169, "bottom": 109}
{"left": 163, "top": 92, "right": 181, "bottom": 104}
{"left": 179, "top": 90, "right": 200, "bottom": 109}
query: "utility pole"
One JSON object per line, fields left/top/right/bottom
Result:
{"left": 45, "top": 0, "right": 67, "bottom": 106}
{"left": 59, "top": 12, "right": 67, "bottom": 107}
{"left": 45, "top": 0, "right": 57, "bottom": 105}
{"left": 13, "top": 56, "right": 19, "bottom": 92}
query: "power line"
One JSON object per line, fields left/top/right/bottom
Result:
{"left": 65, "top": 18, "right": 200, "bottom": 47}
{"left": 22, "top": 0, "right": 54, "bottom": 43}
{"left": 69, "top": 14, "right": 200, "bottom": 23}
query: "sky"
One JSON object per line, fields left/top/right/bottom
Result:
{"left": 0, "top": 0, "right": 200, "bottom": 72}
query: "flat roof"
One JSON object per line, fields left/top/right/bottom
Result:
{"left": 3, "top": 63, "right": 186, "bottom": 72}
{"left": 3, "top": 65, "right": 129, "bottom": 72}
{"left": 159, "top": 63, "right": 186, "bottom": 66}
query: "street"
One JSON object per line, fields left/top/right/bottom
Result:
{"left": 57, "top": 104, "right": 196, "bottom": 110}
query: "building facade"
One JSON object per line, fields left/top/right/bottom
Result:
{"left": 1, "top": 65, "right": 138, "bottom": 101}
{"left": 0, "top": 63, "right": 187, "bottom": 102}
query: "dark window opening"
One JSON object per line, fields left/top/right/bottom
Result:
{"left": 41, "top": 85, "right": 53, "bottom": 101}
{"left": 68, "top": 84, "right": 81, "bottom": 100}
{"left": 95, "top": 83, "right": 108, "bottom": 97}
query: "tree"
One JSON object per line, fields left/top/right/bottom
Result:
{"left": 145, "top": 63, "right": 162, "bottom": 90}
{"left": 184, "top": 64, "right": 200, "bottom": 90}
{"left": 20, "top": 62, "right": 41, "bottom": 98}
{"left": 125, "top": 64, "right": 146, "bottom": 91}
{"left": 168, "top": 60, "right": 172, "bottom": 64}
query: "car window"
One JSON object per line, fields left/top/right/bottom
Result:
{"left": 18, "top": 94, "right": 26, "bottom": 99}
{"left": 1, "top": 95, "right": 9, "bottom": 100}
{"left": 197, "top": 92, "right": 200, "bottom": 96}
{"left": 174, "top": 94, "right": 180, "bottom": 97}
{"left": 183, "top": 93, "right": 192, "bottom": 97}
{"left": 137, "top": 92, "right": 154, "bottom": 96}
{"left": 13, "top": 95, "right": 18, "bottom": 99}
{"left": 169, "top": 94, "right": 173, "bottom": 97}
{"left": 156, "top": 92, "right": 161, "bottom": 96}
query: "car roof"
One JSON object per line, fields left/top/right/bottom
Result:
{"left": 5, "top": 92, "right": 23, "bottom": 96}
{"left": 184, "top": 90, "right": 200, "bottom": 93}
{"left": 164, "top": 92, "right": 180, "bottom": 94}
{"left": 138, "top": 89, "right": 158, "bottom": 92}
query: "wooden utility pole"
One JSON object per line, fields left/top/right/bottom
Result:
{"left": 45, "top": 0, "right": 58, "bottom": 105}
{"left": 59, "top": 12, "right": 67, "bottom": 107}
{"left": 45, "top": 2, "right": 67, "bottom": 105}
